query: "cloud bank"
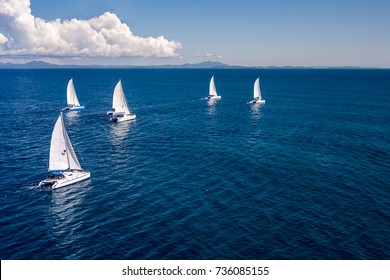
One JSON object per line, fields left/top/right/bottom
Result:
{"left": 0, "top": 0, "right": 181, "bottom": 58}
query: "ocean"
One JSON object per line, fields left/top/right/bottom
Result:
{"left": 0, "top": 68, "right": 389, "bottom": 259}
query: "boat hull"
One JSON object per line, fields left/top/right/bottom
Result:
{"left": 39, "top": 171, "right": 91, "bottom": 190}
{"left": 250, "top": 99, "right": 265, "bottom": 104}
{"left": 111, "top": 114, "right": 136, "bottom": 122}
{"left": 63, "top": 106, "right": 85, "bottom": 111}
{"left": 206, "top": 96, "right": 221, "bottom": 100}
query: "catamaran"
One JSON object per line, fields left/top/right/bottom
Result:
{"left": 205, "top": 76, "right": 221, "bottom": 100}
{"left": 63, "top": 78, "right": 85, "bottom": 111}
{"left": 249, "top": 78, "right": 265, "bottom": 104}
{"left": 107, "top": 80, "right": 136, "bottom": 122}
{"left": 39, "top": 112, "right": 90, "bottom": 189}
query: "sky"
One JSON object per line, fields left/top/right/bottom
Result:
{"left": 0, "top": 0, "right": 389, "bottom": 67}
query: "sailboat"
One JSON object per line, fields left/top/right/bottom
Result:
{"left": 249, "top": 78, "right": 265, "bottom": 104}
{"left": 107, "top": 80, "right": 136, "bottom": 122}
{"left": 205, "top": 76, "right": 221, "bottom": 100}
{"left": 63, "top": 79, "right": 85, "bottom": 111}
{"left": 39, "top": 112, "right": 90, "bottom": 189}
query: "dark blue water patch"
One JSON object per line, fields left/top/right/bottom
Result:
{"left": 0, "top": 69, "right": 389, "bottom": 259}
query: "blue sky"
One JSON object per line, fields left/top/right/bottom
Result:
{"left": 1, "top": 0, "right": 389, "bottom": 67}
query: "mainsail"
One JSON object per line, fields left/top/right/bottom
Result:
{"left": 254, "top": 78, "right": 261, "bottom": 99}
{"left": 67, "top": 79, "right": 81, "bottom": 107}
{"left": 49, "top": 113, "right": 82, "bottom": 171}
{"left": 112, "top": 80, "right": 131, "bottom": 114}
{"left": 209, "top": 76, "right": 218, "bottom": 97}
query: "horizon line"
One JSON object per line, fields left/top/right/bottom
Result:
{"left": 0, "top": 60, "right": 388, "bottom": 70}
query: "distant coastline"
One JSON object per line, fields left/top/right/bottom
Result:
{"left": 0, "top": 60, "right": 386, "bottom": 69}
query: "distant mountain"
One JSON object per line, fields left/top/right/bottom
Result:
{"left": 151, "top": 61, "right": 236, "bottom": 69}
{"left": 0, "top": 60, "right": 62, "bottom": 69}
{"left": 186, "top": 61, "right": 231, "bottom": 68}
{"left": 23, "top": 60, "right": 58, "bottom": 68}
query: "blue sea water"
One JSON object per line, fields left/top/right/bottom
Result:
{"left": 0, "top": 68, "right": 389, "bottom": 260}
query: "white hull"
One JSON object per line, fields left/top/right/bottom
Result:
{"left": 39, "top": 171, "right": 91, "bottom": 190}
{"left": 206, "top": 96, "right": 221, "bottom": 100}
{"left": 63, "top": 105, "right": 85, "bottom": 111}
{"left": 250, "top": 99, "right": 265, "bottom": 104}
{"left": 111, "top": 114, "right": 136, "bottom": 122}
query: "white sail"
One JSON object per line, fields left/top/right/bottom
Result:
{"left": 254, "top": 78, "right": 261, "bottom": 99}
{"left": 49, "top": 115, "right": 68, "bottom": 171}
{"left": 112, "top": 80, "right": 131, "bottom": 115}
{"left": 67, "top": 79, "right": 81, "bottom": 106}
{"left": 49, "top": 113, "right": 82, "bottom": 171}
{"left": 64, "top": 125, "right": 82, "bottom": 170}
{"left": 209, "top": 76, "right": 218, "bottom": 96}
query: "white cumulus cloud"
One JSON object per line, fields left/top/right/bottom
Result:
{"left": 0, "top": 0, "right": 181, "bottom": 58}
{"left": 0, "top": 32, "right": 8, "bottom": 44}
{"left": 195, "top": 53, "right": 224, "bottom": 60}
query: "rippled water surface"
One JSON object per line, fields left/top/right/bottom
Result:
{"left": 0, "top": 69, "right": 389, "bottom": 259}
